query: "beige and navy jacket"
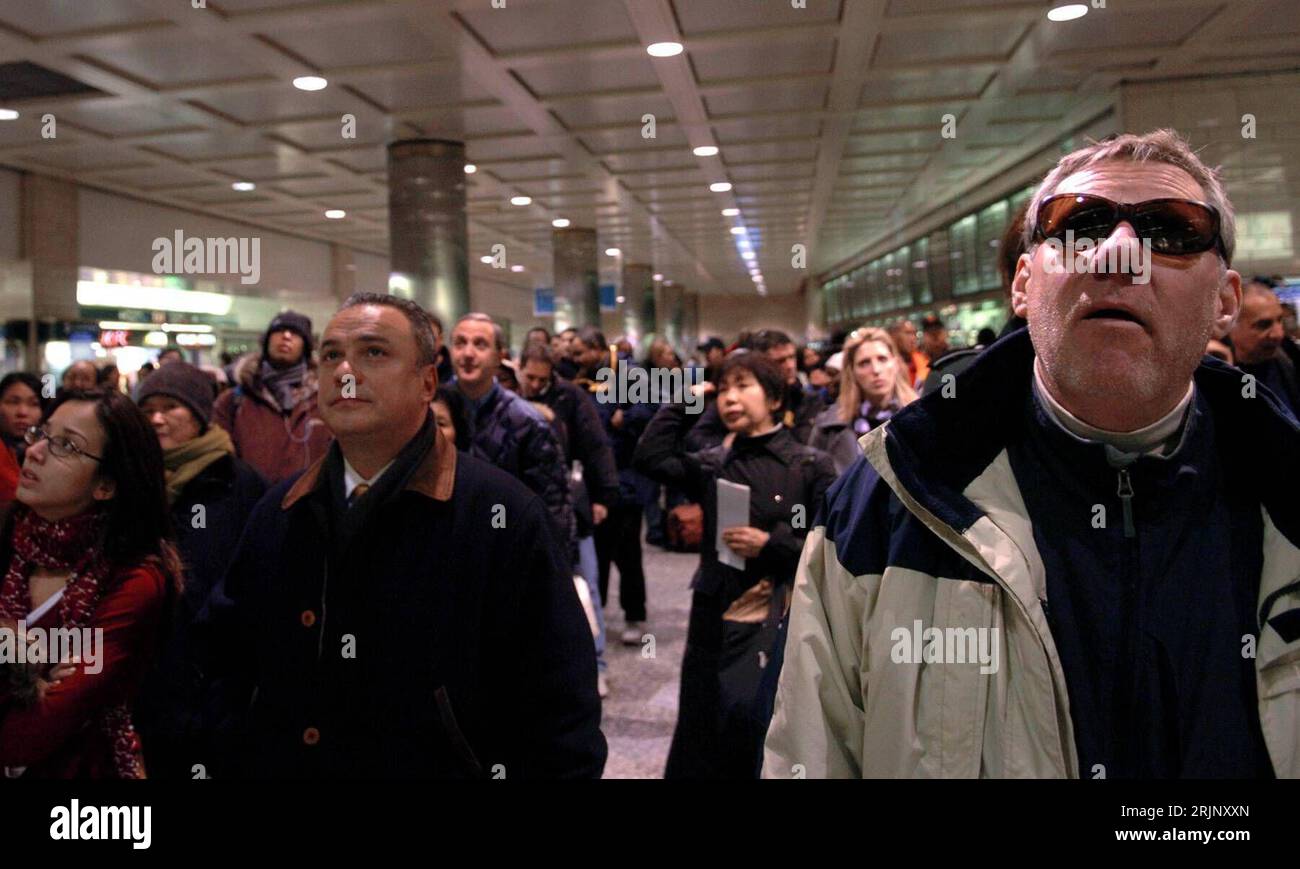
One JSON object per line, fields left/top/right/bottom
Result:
{"left": 763, "top": 329, "right": 1300, "bottom": 778}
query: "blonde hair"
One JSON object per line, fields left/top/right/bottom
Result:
{"left": 837, "top": 327, "right": 917, "bottom": 424}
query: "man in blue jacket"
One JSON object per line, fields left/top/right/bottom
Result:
{"left": 766, "top": 129, "right": 1300, "bottom": 779}
{"left": 205, "top": 293, "right": 605, "bottom": 778}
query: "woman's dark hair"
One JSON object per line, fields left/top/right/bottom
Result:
{"left": 432, "top": 384, "right": 471, "bottom": 452}
{"left": 719, "top": 352, "right": 786, "bottom": 413}
{"left": 0, "top": 372, "right": 46, "bottom": 417}
{"left": 1, "top": 389, "right": 183, "bottom": 592}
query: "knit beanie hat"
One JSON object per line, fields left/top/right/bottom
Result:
{"left": 136, "top": 361, "right": 216, "bottom": 429}
{"left": 263, "top": 310, "right": 313, "bottom": 361}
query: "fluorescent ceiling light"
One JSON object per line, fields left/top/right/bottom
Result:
{"left": 511, "top": 265, "right": 525, "bottom": 272}
{"left": 653, "top": 273, "right": 664, "bottom": 281}
{"left": 647, "top": 42, "right": 683, "bottom": 57}
{"left": 510, "top": 195, "right": 532, "bottom": 206}
{"left": 464, "top": 164, "right": 477, "bottom": 174}
{"left": 605, "top": 248, "right": 621, "bottom": 257}
{"left": 78, "top": 281, "right": 233, "bottom": 316}
{"left": 730, "top": 227, "right": 745, "bottom": 235}
{"left": 709, "top": 182, "right": 732, "bottom": 193}
{"left": 721, "top": 208, "right": 739, "bottom": 217}
{"left": 292, "top": 76, "right": 328, "bottom": 91}
{"left": 552, "top": 218, "right": 570, "bottom": 228}
{"left": 1047, "top": 4, "right": 1088, "bottom": 21}
{"left": 693, "top": 145, "right": 719, "bottom": 157}
{"left": 231, "top": 181, "right": 256, "bottom": 191}
{"left": 324, "top": 209, "right": 346, "bottom": 219}
{"left": 0, "top": 109, "right": 18, "bottom": 121}
{"left": 480, "top": 255, "right": 494, "bottom": 264}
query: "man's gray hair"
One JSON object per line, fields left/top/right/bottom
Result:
{"left": 338, "top": 291, "right": 439, "bottom": 368}
{"left": 1023, "top": 128, "right": 1235, "bottom": 265}
{"left": 455, "top": 312, "right": 506, "bottom": 354}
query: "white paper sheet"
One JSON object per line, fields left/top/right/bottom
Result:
{"left": 715, "top": 478, "right": 751, "bottom": 570}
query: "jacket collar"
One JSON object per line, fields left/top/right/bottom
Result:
{"left": 880, "top": 326, "right": 1300, "bottom": 542}
{"left": 280, "top": 421, "right": 457, "bottom": 511}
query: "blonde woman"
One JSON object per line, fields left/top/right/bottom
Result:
{"left": 809, "top": 328, "right": 918, "bottom": 473}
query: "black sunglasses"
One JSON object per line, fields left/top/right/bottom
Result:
{"left": 1033, "top": 194, "right": 1227, "bottom": 260}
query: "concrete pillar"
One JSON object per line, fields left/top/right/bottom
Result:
{"left": 553, "top": 227, "right": 599, "bottom": 329}
{"left": 621, "top": 262, "right": 654, "bottom": 344}
{"left": 21, "top": 174, "right": 79, "bottom": 371}
{"left": 330, "top": 243, "right": 355, "bottom": 304}
{"left": 659, "top": 282, "right": 684, "bottom": 352}
{"left": 387, "top": 138, "right": 468, "bottom": 324}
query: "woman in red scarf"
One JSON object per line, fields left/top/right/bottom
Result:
{"left": 0, "top": 389, "right": 181, "bottom": 778}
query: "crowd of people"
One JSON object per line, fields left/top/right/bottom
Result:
{"left": 1, "top": 128, "right": 1299, "bottom": 778}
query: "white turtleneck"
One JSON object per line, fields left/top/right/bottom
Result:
{"left": 1032, "top": 358, "right": 1194, "bottom": 456}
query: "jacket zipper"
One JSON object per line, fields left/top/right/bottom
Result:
{"left": 1113, "top": 467, "right": 1140, "bottom": 775}
{"left": 1116, "top": 468, "right": 1135, "bottom": 538}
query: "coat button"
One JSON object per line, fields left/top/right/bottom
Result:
{"left": 301, "top": 610, "right": 316, "bottom": 627}
{"left": 303, "top": 727, "right": 320, "bottom": 746}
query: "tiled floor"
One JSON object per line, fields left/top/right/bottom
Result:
{"left": 598, "top": 541, "right": 696, "bottom": 779}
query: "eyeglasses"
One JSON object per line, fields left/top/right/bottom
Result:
{"left": 24, "top": 425, "right": 103, "bottom": 462}
{"left": 1033, "top": 194, "right": 1226, "bottom": 259}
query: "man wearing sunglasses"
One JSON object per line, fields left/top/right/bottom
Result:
{"left": 765, "top": 129, "right": 1300, "bottom": 779}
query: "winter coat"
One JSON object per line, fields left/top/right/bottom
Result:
{"left": 0, "top": 563, "right": 169, "bottom": 778}
{"left": 535, "top": 378, "right": 619, "bottom": 537}
{"left": 200, "top": 420, "right": 605, "bottom": 779}
{"left": 808, "top": 406, "right": 866, "bottom": 476}
{"left": 461, "top": 382, "right": 575, "bottom": 549}
{"left": 635, "top": 404, "right": 837, "bottom": 778}
{"left": 211, "top": 353, "right": 332, "bottom": 485}
{"left": 134, "top": 453, "right": 266, "bottom": 779}
{"left": 764, "top": 328, "right": 1300, "bottom": 778}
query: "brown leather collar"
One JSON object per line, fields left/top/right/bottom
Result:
{"left": 280, "top": 424, "right": 456, "bottom": 511}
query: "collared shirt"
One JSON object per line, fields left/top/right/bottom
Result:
{"left": 342, "top": 456, "right": 395, "bottom": 504}
{"left": 1032, "top": 357, "right": 1194, "bottom": 456}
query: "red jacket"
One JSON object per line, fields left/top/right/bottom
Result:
{"left": 0, "top": 563, "right": 168, "bottom": 778}
{"left": 0, "top": 443, "right": 19, "bottom": 508}
{"left": 212, "top": 354, "right": 332, "bottom": 485}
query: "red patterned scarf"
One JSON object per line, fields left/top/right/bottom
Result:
{"left": 0, "top": 507, "right": 143, "bottom": 778}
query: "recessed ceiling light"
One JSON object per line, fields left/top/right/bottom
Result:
{"left": 721, "top": 208, "right": 740, "bottom": 216}
{"left": 510, "top": 195, "right": 532, "bottom": 206}
{"left": 742, "top": 251, "right": 756, "bottom": 261}
{"left": 324, "top": 209, "right": 346, "bottom": 219}
{"left": 464, "top": 164, "right": 477, "bottom": 174}
{"left": 552, "top": 218, "right": 570, "bottom": 228}
{"left": 752, "top": 275, "right": 763, "bottom": 282}
{"left": 709, "top": 182, "right": 732, "bottom": 193}
{"left": 693, "top": 145, "right": 719, "bottom": 157}
{"left": 653, "top": 273, "right": 664, "bottom": 281}
{"left": 605, "top": 248, "right": 621, "bottom": 257}
{"left": 0, "top": 109, "right": 18, "bottom": 121}
{"left": 231, "top": 181, "right": 256, "bottom": 192}
{"left": 1047, "top": 4, "right": 1088, "bottom": 21}
{"left": 511, "top": 265, "right": 525, "bottom": 272}
{"left": 729, "top": 227, "right": 745, "bottom": 235}
{"left": 616, "top": 296, "right": 626, "bottom": 304}
{"left": 647, "top": 42, "right": 683, "bottom": 58}
{"left": 293, "top": 76, "right": 328, "bottom": 91}
{"left": 480, "top": 255, "right": 493, "bottom": 264}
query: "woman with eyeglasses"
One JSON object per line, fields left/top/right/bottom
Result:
{"left": 0, "top": 389, "right": 182, "bottom": 778}
{"left": 131, "top": 363, "right": 265, "bottom": 779}
{"left": 809, "top": 328, "right": 918, "bottom": 475}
